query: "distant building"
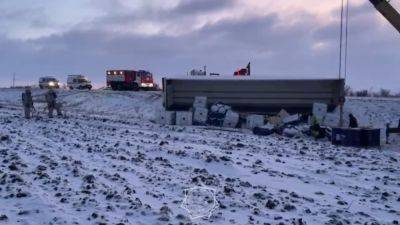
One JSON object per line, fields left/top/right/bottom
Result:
{"left": 189, "top": 66, "right": 207, "bottom": 76}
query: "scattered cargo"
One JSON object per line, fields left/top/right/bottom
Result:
{"left": 283, "top": 127, "right": 301, "bottom": 138}
{"left": 156, "top": 110, "right": 176, "bottom": 125}
{"left": 176, "top": 111, "right": 193, "bottom": 126}
{"left": 361, "top": 128, "right": 381, "bottom": 147}
{"left": 332, "top": 128, "right": 363, "bottom": 147}
{"left": 246, "top": 115, "right": 264, "bottom": 130}
{"left": 386, "top": 121, "right": 400, "bottom": 144}
{"left": 323, "top": 112, "right": 342, "bottom": 127}
{"left": 268, "top": 116, "right": 282, "bottom": 126}
{"left": 208, "top": 102, "right": 231, "bottom": 127}
{"left": 312, "top": 103, "right": 328, "bottom": 123}
{"left": 283, "top": 114, "right": 301, "bottom": 125}
{"left": 193, "top": 96, "right": 208, "bottom": 109}
{"left": 278, "top": 109, "right": 290, "bottom": 120}
{"left": 193, "top": 107, "right": 208, "bottom": 125}
{"left": 223, "top": 110, "right": 239, "bottom": 128}
{"left": 253, "top": 124, "right": 276, "bottom": 136}
{"left": 332, "top": 127, "right": 381, "bottom": 147}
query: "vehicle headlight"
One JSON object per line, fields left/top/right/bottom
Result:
{"left": 49, "top": 81, "right": 55, "bottom": 86}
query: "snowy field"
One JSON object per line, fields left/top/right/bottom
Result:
{"left": 0, "top": 88, "right": 399, "bottom": 225}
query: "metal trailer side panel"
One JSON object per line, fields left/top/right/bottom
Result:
{"left": 163, "top": 78, "right": 345, "bottom": 114}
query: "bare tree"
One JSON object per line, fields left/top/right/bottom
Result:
{"left": 379, "top": 88, "right": 391, "bottom": 97}
{"left": 344, "top": 85, "right": 353, "bottom": 96}
{"left": 355, "top": 90, "right": 369, "bottom": 97}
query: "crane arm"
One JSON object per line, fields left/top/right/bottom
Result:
{"left": 370, "top": 0, "right": 400, "bottom": 33}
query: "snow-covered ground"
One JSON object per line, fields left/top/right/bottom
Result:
{"left": 0, "top": 88, "right": 399, "bottom": 225}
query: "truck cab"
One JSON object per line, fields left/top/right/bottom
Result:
{"left": 137, "top": 70, "right": 155, "bottom": 89}
{"left": 234, "top": 62, "right": 251, "bottom": 76}
{"left": 234, "top": 68, "right": 250, "bottom": 76}
{"left": 67, "top": 75, "right": 92, "bottom": 90}
{"left": 39, "top": 77, "right": 60, "bottom": 89}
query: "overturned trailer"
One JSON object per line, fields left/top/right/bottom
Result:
{"left": 163, "top": 77, "right": 345, "bottom": 114}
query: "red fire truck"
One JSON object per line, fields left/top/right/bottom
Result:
{"left": 234, "top": 62, "right": 251, "bottom": 76}
{"left": 106, "top": 70, "right": 154, "bottom": 91}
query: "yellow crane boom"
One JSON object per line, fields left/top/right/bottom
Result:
{"left": 370, "top": 0, "right": 400, "bottom": 33}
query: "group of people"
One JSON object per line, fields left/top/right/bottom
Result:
{"left": 22, "top": 87, "right": 63, "bottom": 119}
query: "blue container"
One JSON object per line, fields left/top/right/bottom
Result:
{"left": 332, "top": 128, "right": 363, "bottom": 147}
{"left": 361, "top": 129, "right": 380, "bottom": 147}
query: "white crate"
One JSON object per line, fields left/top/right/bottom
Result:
{"left": 176, "top": 111, "right": 193, "bottom": 126}
{"left": 193, "top": 96, "right": 208, "bottom": 109}
{"left": 156, "top": 110, "right": 176, "bottom": 125}
{"left": 278, "top": 109, "right": 290, "bottom": 119}
{"left": 313, "top": 103, "right": 328, "bottom": 122}
{"left": 283, "top": 114, "right": 301, "bottom": 124}
{"left": 223, "top": 110, "right": 239, "bottom": 128}
{"left": 193, "top": 107, "right": 208, "bottom": 125}
{"left": 323, "top": 113, "right": 349, "bottom": 127}
{"left": 246, "top": 114, "right": 264, "bottom": 130}
{"left": 268, "top": 116, "right": 282, "bottom": 126}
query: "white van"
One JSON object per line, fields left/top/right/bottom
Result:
{"left": 67, "top": 75, "right": 92, "bottom": 90}
{"left": 39, "top": 77, "right": 60, "bottom": 89}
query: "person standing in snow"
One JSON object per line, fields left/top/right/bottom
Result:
{"left": 349, "top": 113, "right": 358, "bottom": 128}
{"left": 45, "top": 89, "right": 62, "bottom": 118}
{"left": 310, "top": 115, "right": 326, "bottom": 139}
{"left": 21, "top": 87, "right": 34, "bottom": 119}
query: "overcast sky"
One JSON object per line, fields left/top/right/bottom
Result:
{"left": 0, "top": 0, "right": 399, "bottom": 91}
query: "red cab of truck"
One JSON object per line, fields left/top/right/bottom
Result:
{"left": 106, "top": 70, "right": 154, "bottom": 91}
{"left": 234, "top": 62, "right": 251, "bottom": 76}
{"left": 234, "top": 68, "right": 249, "bottom": 76}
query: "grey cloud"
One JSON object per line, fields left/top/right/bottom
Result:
{"left": 314, "top": 2, "right": 378, "bottom": 42}
{"left": 172, "top": 0, "right": 232, "bottom": 15}
{"left": 0, "top": 13, "right": 339, "bottom": 84}
{"left": 0, "top": 2, "right": 399, "bottom": 92}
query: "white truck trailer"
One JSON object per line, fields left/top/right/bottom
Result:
{"left": 163, "top": 77, "right": 345, "bottom": 114}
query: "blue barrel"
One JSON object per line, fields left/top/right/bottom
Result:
{"left": 332, "top": 128, "right": 345, "bottom": 145}
{"left": 332, "top": 128, "right": 363, "bottom": 147}
{"left": 361, "top": 129, "right": 380, "bottom": 147}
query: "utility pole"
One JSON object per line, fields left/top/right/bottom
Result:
{"left": 12, "top": 73, "right": 15, "bottom": 88}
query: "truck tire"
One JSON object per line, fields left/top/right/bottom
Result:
{"left": 117, "top": 84, "right": 123, "bottom": 91}
{"left": 69, "top": 87, "right": 74, "bottom": 90}
{"left": 133, "top": 83, "right": 140, "bottom": 92}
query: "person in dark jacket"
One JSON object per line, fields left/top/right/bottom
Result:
{"left": 45, "top": 89, "right": 62, "bottom": 118}
{"left": 349, "top": 113, "right": 359, "bottom": 128}
{"left": 21, "top": 87, "right": 34, "bottom": 119}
